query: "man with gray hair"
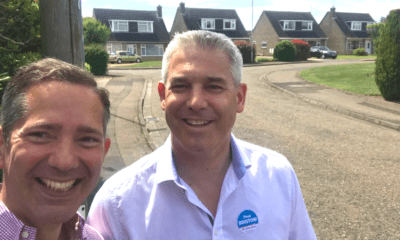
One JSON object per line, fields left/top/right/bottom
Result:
{"left": 88, "top": 30, "right": 316, "bottom": 239}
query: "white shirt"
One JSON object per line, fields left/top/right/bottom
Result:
{"left": 87, "top": 134, "right": 317, "bottom": 240}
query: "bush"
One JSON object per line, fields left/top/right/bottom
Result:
{"left": 291, "top": 39, "right": 311, "bottom": 61}
{"left": 234, "top": 40, "right": 256, "bottom": 63}
{"left": 375, "top": 9, "right": 400, "bottom": 100}
{"left": 85, "top": 62, "right": 92, "bottom": 72}
{"left": 273, "top": 40, "right": 296, "bottom": 61}
{"left": 256, "top": 58, "right": 271, "bottom": 62}
{"left": 353, "top": 48, "right": 367, "bottom": 56}
{"left": 1, "top": 51, "right": 42, "bottom": 76}
{"left": 84, "top": 44, "right": 108, "bottom": 75}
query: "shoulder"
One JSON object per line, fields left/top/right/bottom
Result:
{"left": 81, "top": 218, "right": 104, "bottom": 239}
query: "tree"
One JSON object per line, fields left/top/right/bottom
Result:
{"left": 366, "top": 23, "right": 385, "bottom": 44}
{"left": 375, "top": 9, "right": 400, "bottom": 101}
{"left": 83, "top": 17, "right": 111, "bottom": 45}
{"left": 0, "top": 0, "right": 41, "bottom": 75}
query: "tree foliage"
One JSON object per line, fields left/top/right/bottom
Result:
{"left": 375, "top": 9, "right": 400, "bottom": 101}
{"left": 234, "top": 40, "right": 256, "bottom": 63}
{"left": 366, "top": 23, "right": 385, "bottom": 44}
{"left": 83, "top": 17, "right": 111, "bottom": 45}
{"left": 0, "top": 0, "right": 41, "bottom": 75}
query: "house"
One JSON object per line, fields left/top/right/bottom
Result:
{"left": 253, "top": 11, "right": 328, "bottom": 56}
{"left": 319, "top": 7, "right": 375, "bottom": 55}
{"left": 170, "top": 2, "right": 249, "bottom": 41}
{"left": 93, "top": 6, "right": 170, "bottom": 61}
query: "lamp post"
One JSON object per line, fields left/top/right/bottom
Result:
{"left": 250, "top": 0, "right": 254, "bottom": 63}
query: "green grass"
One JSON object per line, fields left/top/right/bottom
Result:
{"left": 255, "top": 57, "right": 276, "bottom": 62}
{"left": 336, "top": 55, "right": 376, "bottom": 59}
{"left": 299, "top": 63, "right": 381, "bottom": 96}
{"left": 133, "top": 61, "right": 162, "bottom": 67}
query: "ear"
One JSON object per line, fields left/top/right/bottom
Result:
{"left": 158, "top": 82, "right": 166, "bottom": 111}
{"left": 102, "top": 137, "right": 111, "bottom": 164}
{"left": 236, "top": 83, "right": 247, "bottom": 113}
{"left": 0, "top": 127, "right": 5, "bottom": 169}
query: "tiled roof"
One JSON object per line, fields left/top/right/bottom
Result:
{"left": 93, "top": 8, "right": 170, "bottom": 42}
{"left": 263, "top": 11, "right": 327, "bottom": 39}
{"left": 334, "top": 12, "right": 375, "bottom": 38}
{"left": 178, "top": 7, "right": 249, "bottom": 38}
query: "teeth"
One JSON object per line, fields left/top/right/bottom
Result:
{"left": 41, "top": 178, "right": 77, "bottom": 192}
{"left": 186, "top": 120, "right": 209, "bottom": 125}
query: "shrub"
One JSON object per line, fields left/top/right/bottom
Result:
{"left": 273, "top": 40, "right": 296, "bottom": 61}
{"left": 234, "top": 40, "right": 256, "bottom": 63}
{"left": 1, "top": 51, "right": 42, "bottom": 76}
{"left": 84, "top": 44, "right": 108, "bottom": 75}
{"left": 353, "top": 48, "right": 367, "bottom": 56}
{"left": 375, "top": 9, "right": 400, "bottom": 101}
{"left": 85, "top": 62, "right": 92, "bottom": 72}
{"left": 256, "top": 58, "right": 271, "bottom": 62}
{"left": 291, "top": 39, "right": 311, "bottom": 61}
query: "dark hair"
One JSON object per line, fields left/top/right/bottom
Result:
{"left": 0, "top": 58, "right": 110, "bottom": 143}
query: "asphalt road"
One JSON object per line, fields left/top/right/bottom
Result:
{"left": 94, "top": 62, "right": 400, "bottom": 239}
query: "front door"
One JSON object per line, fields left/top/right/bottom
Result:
{"left": 365, "top": 40, "right": 372, "bottom": 55}
{"left": 127, "top": 44, "right": 136, "bottom": 54}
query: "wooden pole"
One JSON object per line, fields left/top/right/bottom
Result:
{"left": 39, "top": 0, "right": 84, "bottom": 67}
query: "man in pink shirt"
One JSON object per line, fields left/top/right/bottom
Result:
{"left": 0, "top": 58, "right": 111, "bottom": 239}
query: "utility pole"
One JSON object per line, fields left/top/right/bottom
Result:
{"left": 250, "top": 0, "right": 254, "bottom": 63}
{"left": 39, "top": 0, "right": 85, "bottom": 67}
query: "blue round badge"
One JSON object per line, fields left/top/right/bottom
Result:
{"left": 237, "top": 210, "right": 259, "bottom": 232}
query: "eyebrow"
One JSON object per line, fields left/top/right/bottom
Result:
{"left": 23, "top": 123, "right": 103, "bottom": 136}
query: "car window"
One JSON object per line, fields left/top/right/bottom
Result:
{"left": 119, "top": 52, "right": 126, "bottom": 56}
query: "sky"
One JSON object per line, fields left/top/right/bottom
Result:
{"left": 81, "top": 0, "right": 398, "bottom": 32}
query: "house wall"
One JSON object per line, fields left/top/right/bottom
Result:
{"left": 320, "top": 12, "right": 349, "bottom": 55}
{"left": 253, "top": 13, "right": 279, "bottom": 56}
{"left": 106, "top": 42, "right": 169, "bottom": 61}
{"left": 170, "top": 11, "right": 188, "bottom": 40}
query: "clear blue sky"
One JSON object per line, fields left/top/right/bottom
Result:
{"left": 82, "top": 0, "right": 397, "bottom": 32}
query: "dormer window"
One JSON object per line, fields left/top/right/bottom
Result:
{"left": 224, "top": 19, "right": 236, "bottom": 30}
{"left": 351, "top": 22, "right": 362, "bottom": 30}
{"left": 302, "top": 21, "right": 313, "bottom": 30}
{"left": 138, "top": 21, "right": 153, "bottom": 32}
{"left": 283, "top": 21, "right": 295, "bottom": 30}
{"left": 202, "top": 19, "right": 215, "bottom": 29}
{"left": 112, "top": 21, "right": 128, "bottom": 32}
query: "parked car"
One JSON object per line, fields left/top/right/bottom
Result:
{"left": 109, "top": 51, "right": 142, "bottom": 64}
{"left": 310, "top": 46, "right": 337, "bottom": 59}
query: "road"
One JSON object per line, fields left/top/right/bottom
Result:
{"left": 95, "top": 61, "right": 400, "bottom": 239}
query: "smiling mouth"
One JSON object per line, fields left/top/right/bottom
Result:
{"left": 183, "top": 119, "right": 211, "bottom": 126}
{"left": 35, "top": 178, "right": 81, "bottom": 192}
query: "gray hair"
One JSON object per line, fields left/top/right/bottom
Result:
{"left": 162, "top": 30, "right": 243, "bottom": 86}
{"left": 0, "top": 58, "right": 110, "bottom": 143}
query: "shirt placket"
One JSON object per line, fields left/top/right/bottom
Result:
{"left": 20, "top": 225, "right": 36, "bottom": 240}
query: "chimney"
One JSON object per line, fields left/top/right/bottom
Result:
{"left": 157, "top": 5, "right": 162, "bottom": 18}
{"left": 180, "top": 2, "right": 185, "bottom": 14}
{"left": 330, "top": 6, "right": 336, "bottom": 15}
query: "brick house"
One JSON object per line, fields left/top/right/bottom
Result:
{"left": 319, "top": 7, "right": 375, "bottom": 55}
{"left": 93, "top": 6, "right": 170, "bottom": 61}
{"left": 170, "top": 2, "right": 249, "bottom": 41}
{"left": 253, "top": 11, "right": 327, "bottom": 56}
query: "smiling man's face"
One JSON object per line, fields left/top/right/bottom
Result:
{"left": 0, "top": 81, "right": 110, "bottom": 227}
{"left": 159, "top": 45, "right": 247, "bottom": 153}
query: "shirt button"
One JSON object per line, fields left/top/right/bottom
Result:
{"left": 22, "top": 231, "right": 29, "bottom": 238}
{"left": 214, "top": 229, "right": 218, "bottom": 235}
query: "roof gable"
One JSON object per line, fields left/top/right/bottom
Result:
{"left": 93, "top": 8, "right": 170, "bottom": 42}
{"left": 178, "top": 7, "right": 249, "bottom": 38}
{"left": 334, "top": 12, "right": 375, "bottom": 38}
{"left": 263, "top": 11, "right": 327, "bottom": 39}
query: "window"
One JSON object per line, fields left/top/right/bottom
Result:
{"left": 202, "top": 19, "right": 215, "bottom": 29}
{"left": 283, "top": 21, "right": 295, "bottom": 30}
{"left": 351, "top": 22, "right": 362, "bottom": 30}
{"left": 302, "top": 21, "right": 312, "bottom": 30}
{"left": 127, "top": 44, "right": 137, "bottom": 54}
{"left": 223, "top": 19, "right": 236, "bottom": 30}
{"left": 112, "top": 21, "right": 128, "bottom": 32}
{"left": 269, "top": 48, "right": 274, "bottom": 54}
{"left": 317, "top": 41, "right": 321, "bottom": 46}
{"left": 141, "top": 44, "right": 164, "bottom": 56}
{"left": 107, "top": 43, "right": 112, "bottom": 53}
{"left": 138, "top": 21, "right": 153, "bottom": 32}
{"left": 261, "top": 41, "right": 267, "bottom": 48}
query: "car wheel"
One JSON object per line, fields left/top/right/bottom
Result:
{"left": 321, "top": 54, "right": 325, "bottom": 59}
{"left": 117, "top": 59, "right": 122, "bottom": 64}
{"left": 332, "top": 56, "right": 337, "bottom": 59}
{"left": 317, "top": 53, "right": 321, "bottom": 59}
{"left": 136, "top": 58, "right": 142, "bottom": 63}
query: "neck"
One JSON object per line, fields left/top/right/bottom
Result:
{"left": 35, "top": 223, "right": 63, "bottom": 240}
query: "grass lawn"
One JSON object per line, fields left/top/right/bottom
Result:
{"left": 299, "top": 63, "right": 380, "bottom": 96}
{"left": 336, "top": 55, "right": 376, "bottom": 59}
{"left": 133, "top": 61, "right": 162, "bottom": 67}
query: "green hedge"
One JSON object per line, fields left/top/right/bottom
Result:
{"left": 273, "top": 40, "right": 296, "bottom": 61}
{"left": 84, "top": 44, "right": 108, "bottom": 75}
{"left": 353, "top": 48, "right": 367, "bottom": 56}
{"left": 375, "top": 9, "right": 400, "bottom": 100}
{"left": 291, "top": 39, "right": 311, "bottom": 61}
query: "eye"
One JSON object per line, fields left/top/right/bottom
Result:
{"left": 27, "top": 132, "right": 51, "bottom": 143}
{"left": 79, "top": 137, "right": 101, "bottom": 148}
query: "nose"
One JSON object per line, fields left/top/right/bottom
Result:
{"left": 48, "top": 138, "right": 79, "bottom": 171}
{"left": 187, "top": 87, "right": 207, "bottom": 111}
